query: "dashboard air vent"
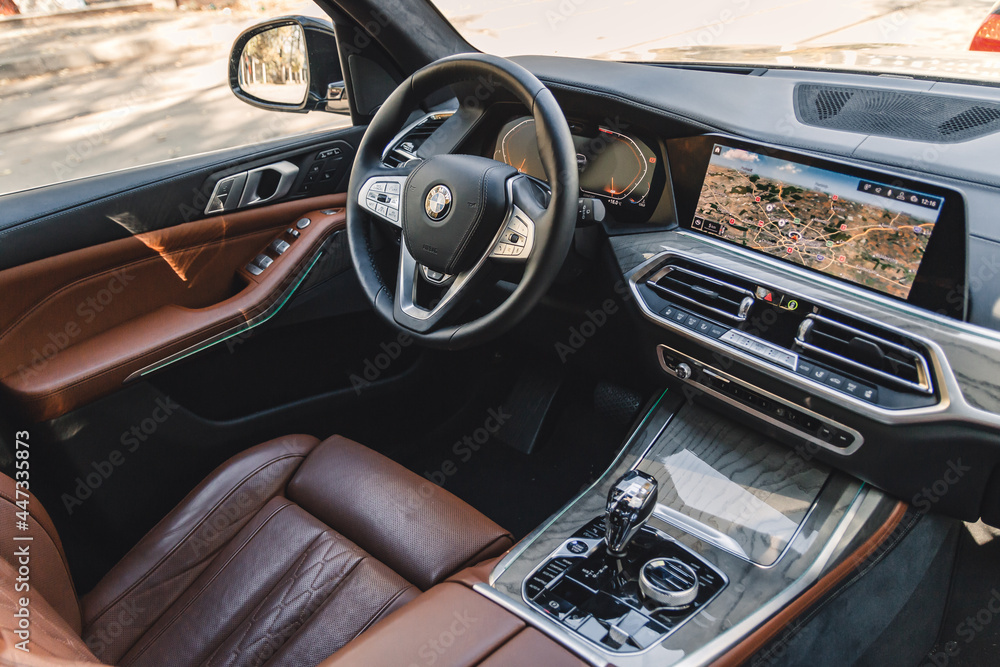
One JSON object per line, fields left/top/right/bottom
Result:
{"left": 794, "top": 314, "right": 932, "bottom": 394}
{"left": 795, "top": 84, "right": 1000, "bottom": 142}
{"left": 382, "top": 112, "right": 453, "bottom": 167}
{"left": 646, "top": 265, "right": 755, "bottom": 322}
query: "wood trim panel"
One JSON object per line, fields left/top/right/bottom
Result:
{"left": 710, "top": 501, "right": 909, "bottom": 667}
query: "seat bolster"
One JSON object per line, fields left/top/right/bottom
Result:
{"left": 0, "top": 559, "right": 100, "bottom": 664}
{"left": 286, "top": 436, "right": 514, "bottom": 591}
{"left": 0, "top": 472, "right": 81, "bottom": 633}
{"left": 81, "top": 434, "right": 318, "bottom": 648}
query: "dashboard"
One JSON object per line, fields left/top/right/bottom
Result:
{"left": 480, "top": 114, "right": 965, "bottom": 318}
{"left": 430, "top": 58, "right": 1000, "bottom": 525}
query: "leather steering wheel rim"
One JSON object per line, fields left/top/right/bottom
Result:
{"left": 346, "top": 53, "right": 579, "bottom": 349}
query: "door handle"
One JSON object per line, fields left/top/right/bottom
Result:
{"left": 239, "top": 161, "right": 299, "bottom": 207}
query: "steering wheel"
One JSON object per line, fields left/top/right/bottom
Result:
{"left": 346, "top": 53, "right": 579, "bottom": 349}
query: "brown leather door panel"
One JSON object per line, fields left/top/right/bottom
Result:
{"left": 0, "top": 193, "right": 347, "bottom": 422}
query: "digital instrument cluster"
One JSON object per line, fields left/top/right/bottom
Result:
{"left": 492, "top": 116, "right": 664, "bottom": 223}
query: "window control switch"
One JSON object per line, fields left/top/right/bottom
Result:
{"left": 270, "top": 239, "right": 290, "bottom": 255}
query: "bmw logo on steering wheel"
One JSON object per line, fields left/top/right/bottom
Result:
{"left": 424, "top": 184, "right": 453, "bottom": 221}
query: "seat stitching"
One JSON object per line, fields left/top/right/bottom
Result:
{"left": 85, "top": 453, "right": 307, "bottom": 627}
{"left": 122, "top": 500, "right": 296, "bottom": 664}
{"left": 258, "top": 553, "right": 399, "bottom": 667}
{"left": 261, "top": 551, "right": 370, "bottom": 664}
{"left": 200, "top": 529, "right": 335, "bottom": 667}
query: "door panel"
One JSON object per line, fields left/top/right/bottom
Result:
{"left": 0, "top": 195, "right": 346, "bottom": 422}
{"left": 0, "top": 125, "right": 365, "bottom": 269}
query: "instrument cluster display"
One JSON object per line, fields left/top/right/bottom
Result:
{"left": 492, "top": 116, "right": 663, "bottom": 223}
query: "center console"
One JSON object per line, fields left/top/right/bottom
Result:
{"left": 479, "top": 393, "right": 906, "bottom": 666}
{"left": 523, "top": 517, "right": 728, "bottom": 654}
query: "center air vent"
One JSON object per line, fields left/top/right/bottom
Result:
{"left": 795, "top": 313, "right": 933, "bottom": 394}
{"left": 796, "top": 84, "right": 1000, "bottom": 142}
{"left": 382, "top": 112, "right": 454, "bottom": 167}
{"left": 646, "top": 265, "right": 755, "bottom": 322}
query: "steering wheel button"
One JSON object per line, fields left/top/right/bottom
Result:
{"left": 386, "top": 182, "right": 400, "bottom": 194}
{"left": 387, "top": 207, "right": 399, "bottom": 222}
{"left": 376, "top": 203, "right": 389, "bottom": 216}
{"left": 371, "top": 182, "right": 386, "bottom": 192}
{"left": 508, "top": 218, "right": 529, "bottom": 236}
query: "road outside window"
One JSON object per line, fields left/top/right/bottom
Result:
{"left": 0, "top": 0, "right": 346, "bottom": 196}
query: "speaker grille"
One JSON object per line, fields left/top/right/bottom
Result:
{"left": 796, "top": 84, "right": 1000, "bottom": 142}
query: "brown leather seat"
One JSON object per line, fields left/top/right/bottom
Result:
{"left": 0, "top": 435, "right": 513, "bottom": 666}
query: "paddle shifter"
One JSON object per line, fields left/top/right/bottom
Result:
{"left": 605, "top": 470, "right": 659, "bottom": 556}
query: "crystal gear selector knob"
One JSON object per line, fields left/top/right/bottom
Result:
{"left": 605, "top": 470, "right": 659, "bottom": 556}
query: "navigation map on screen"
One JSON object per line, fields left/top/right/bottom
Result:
{"left": 691, "top": 145, "right": 943, "bottom": 299}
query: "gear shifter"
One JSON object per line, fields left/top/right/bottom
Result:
{"left": 605, "top": 470, "right": 658, "bottom": 556}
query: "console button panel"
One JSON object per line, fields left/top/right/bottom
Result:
{"left": 636, "top": 255, "right": 938, "bottom": 412}
{"left": 523, "top": 517, "right": 727, "bottom": 653}
{"left": 658, "top": 344, "right": 863, "bottom": 453}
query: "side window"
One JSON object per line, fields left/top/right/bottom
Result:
{"left": 0, "top": 0, "right": 348, "bottom": 197}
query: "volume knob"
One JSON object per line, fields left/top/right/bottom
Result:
{"left": 639, "top": 558, "right": 699, "bottom": 608}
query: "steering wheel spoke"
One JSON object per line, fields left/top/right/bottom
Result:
{"left": 394, "top": 238, "right": 496, "bottom": 332}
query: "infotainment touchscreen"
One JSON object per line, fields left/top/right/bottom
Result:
{"left": 690, "top": 144, "right": 945, "bottom": 300}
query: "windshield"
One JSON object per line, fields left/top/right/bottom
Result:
{"left": 432, "top": 0, "right": 1000, "bottom": 84}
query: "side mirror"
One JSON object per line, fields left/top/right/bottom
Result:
{"left": 229, "top": 16, "right": 348, "bottom": 114}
